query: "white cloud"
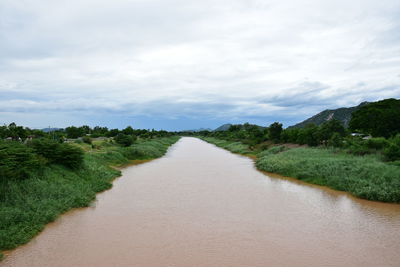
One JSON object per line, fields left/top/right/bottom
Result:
{"left": 0, "top": 0, "right": 399, "bottom": 128}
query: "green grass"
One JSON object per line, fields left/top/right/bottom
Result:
{"left": 200, "top": 137, "right": 253, "bottom": 154}
{"left": 256, "top": 147, "right": 400, "bottom": 203}
{"left": 0, "top": 136, "right": 180, "bottom": 257}
{"left": 201, "top": 137, "right": 400, "bottom": 203}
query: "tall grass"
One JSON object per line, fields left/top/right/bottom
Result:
{"left": 201, "top": 137, "right": 400, "bottom": 203}
{"left": 0, "top": 136, "right": 180, "bottom": 257}
{"left": 200, "top": 137, "right": 253, "bottom": 154}
{"left": 256, "top": 147, "right": 400, "bottom": 203}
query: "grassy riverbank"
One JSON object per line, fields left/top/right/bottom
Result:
{"left": 200, "top": 137, "right": 400, "bottom": 203}
{"left": 0, "top": 136, "right": 180, "bottom": 259}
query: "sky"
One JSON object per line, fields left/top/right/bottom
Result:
{"left": 1, "top": 0, "right": 400, "bottom": 131}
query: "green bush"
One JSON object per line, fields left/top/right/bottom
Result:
{"left": 114, "top": 134, "right": 136, "bottom": 147}
{"left": 0, "top": 142, "right": 42, "bottom": 181}
{"left": 383, "top": 144, "right": 400, "bottom": 161}
{"left": 28, "top": 139, "right": 84, "bottom": 169}
{"left": 82, "top": 136, "right": 92, "bottom": 144}
{"left": 366, "top": 137, "right": 388, "bottom": 150}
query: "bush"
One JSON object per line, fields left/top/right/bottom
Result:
{"left": 366, "top": 138, "right": 388, "bottom": 150}
{"left": 114, "top": 134, "right": 136, "bottom": 147}
{"left": 56, "top": 144, "right": 84, "bottom": 169}
{"left": 327, "top": 133, "right": 343, "bottom": 147}
{"left": 383, "top": 144, "right": 400, "bottom": 161}
{"left": 0, "top": 142, "right": 42, "bottom": 181}
{"left": 28, "top": 139, "right": 84, "bottom": 169}
{"left": 82, "top": 136, "right": 92, "bottom": 144}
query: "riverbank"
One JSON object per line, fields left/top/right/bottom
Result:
{"left": 200, "top": 137, "right": 400, "bottom": 203}
{"left": 0, "top": 136, "right": 180, "bottom": 259}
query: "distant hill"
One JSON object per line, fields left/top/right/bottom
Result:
{"left": 184, "top": 128, "right": 212, "bottom": 132}
{"left": 214, "top": 123, "right": 265, "bottom": 131}
{"left": 289, "top": 102, "right": 370, "bottom": 128}
{"left": 41, "top": 128, "right": 62, "bottom": 132}
{"left": 214, "top": 124, "right": 232, "bottom": 131}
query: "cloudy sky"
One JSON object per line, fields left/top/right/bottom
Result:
{"left": 1, "top": 0, "right": 400, "bottom": 130}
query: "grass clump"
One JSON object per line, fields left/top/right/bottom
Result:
{"left": 0, "top": 136, "right": 179, "bottom": 257}
{"left": 256, "top": 147, "right": 400, "bottom": 203}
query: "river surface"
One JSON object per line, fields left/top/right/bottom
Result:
{"left": 2, "top": 137, "right": 400, "bottom": 267}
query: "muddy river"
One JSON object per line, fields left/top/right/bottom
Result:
{"left": 2, "top": 137, "right": 400, "bottom": 266}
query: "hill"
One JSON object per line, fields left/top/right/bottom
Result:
{"left": 214, "top": 124, "right": 232, "bottom": 131}
{"left": 289, "top": 102, "right": 370, "bottom": 128}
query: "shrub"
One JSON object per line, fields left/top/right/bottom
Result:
{"left": 114, "top": 134, "right": 136, "bottom": 147}
{"left": 327, "top": 133, "right": 343, "bottom": 147}
{"left": 383, "top": 144, "right": 400, "bottom": 162}
{"left": 366, "top": 138, "right": 388, "bottom": 150}
{"left": 0, "top": 142, "right": 42, "bottom": 181}
{"left": 56, "top": 144, "right": 84, "bottom": 169}
{"left": 82, "top": 136, "right": 92, "bottom": 144}
{"left": 28, "top": 139, "right": 84, "bottom": 169}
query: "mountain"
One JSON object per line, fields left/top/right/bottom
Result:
{"left": 289, "top": 102, "right": 370, "bottom": 128}
{"left": 214, "top": 124, "right": 233, "bottom": 131}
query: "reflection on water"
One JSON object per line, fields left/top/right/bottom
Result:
{"left": 2, "top": 137, "right": 400, "bottom": 267}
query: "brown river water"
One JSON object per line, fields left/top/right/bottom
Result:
{"left": 2, "top": 137, "right": 400, "bottom": 267}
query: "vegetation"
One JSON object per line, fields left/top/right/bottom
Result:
{"left": 256, "top": 147, "right": 400, "bottom": 202}
{"left": 0, "top": 135, "right": 180, "bottom": 258}
{"left": 195, "top": 98, "right": 400, "bottom": 203}
{"left": 349, "top": 98, "right": 400, "bottom": 138}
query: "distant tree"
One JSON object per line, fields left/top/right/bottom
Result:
{"left": 349, "top": 98, "right": 400, "bottom": 138}
{"left": 114, "top": 133, "right": 135, "bottom": 147}
{"left": 297, "top": 124, "right": 319, "bottom": 146}
{"left": 318, "top": 119, "right": 346, "bottom": 144}
{"left": 327, "top": 133, "right": 343, "bottom": 147}
{"left": 122, "top": 126, "right": 134, "bottom": 135}
{"left": 106, "top": 128, "right": 120, "bottom": 137}
{"left": 268, "top": 122, "right": 283, "bottom": 143}
{"left": 65, "top": 126, "right": 84, "bottom": 139}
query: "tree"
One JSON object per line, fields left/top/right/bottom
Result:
{"left": 114, "top": 133, "right": 135, "bottom": 147}
{"left": 349, "top": 98, "right": 400, "bottom": 138}
{"left": 122, "top": 126, "right": 134, "bottom": 135}
{"left": 65, "top": 126, "right": 84, "bottom": 139}
{"left": 318, "top": 119, "right": 346, "bottom": 145}
{"left": 268, "top": 122, "right": 283, "bottom": 143}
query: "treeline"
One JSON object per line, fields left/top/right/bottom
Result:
{"left": 1, "top": 123, "right": 173, "bottom": 142}
{"left": 0, "top": 123, "right": 175, "bottom": 182}
{"left": 193, "top": 98, "right": 400, "bottom": 161}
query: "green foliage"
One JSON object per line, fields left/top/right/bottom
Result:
{"left": 256, "top": 147, "right": 400, "bottom": 202}
{"left": 383, "top": 144, "right": 400, "bottom": 162}
{"left": 0, "top": 136, "right": 180, "bottom": 256}
{"left": 82, "top": 136, "right": 92, "bottom": 144}
{"left": 0, "top": 142, "right": 42, "bottom": 181}
{"left": 28, "top": 139, "right": 84, "bottom": 169}
{"left": 268, "top": 122, "right": 283, "bottom": 143}
{"left": 365, "top": 137, "right": 389, "bottom": 150}
{"left": 114, "top": 133, "right": 136, "bottom": 147}
{"left": 65, "top": 126, "right": 85, "bottom": 139}
{"left": 349, "top": 98, "right": 400, "bottom": 138}
{"left": 201, "top": 137, "right": 252, "bottom": 154}
{"left": 327, "top": 133, "right": 343, "bottom": 147}
{"left": 257, "top": 146, "right": 286, "bottom": 157}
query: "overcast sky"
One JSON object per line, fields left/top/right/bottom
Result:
{"left": 1, "top": 0, "right": 400, "bottom": 130}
